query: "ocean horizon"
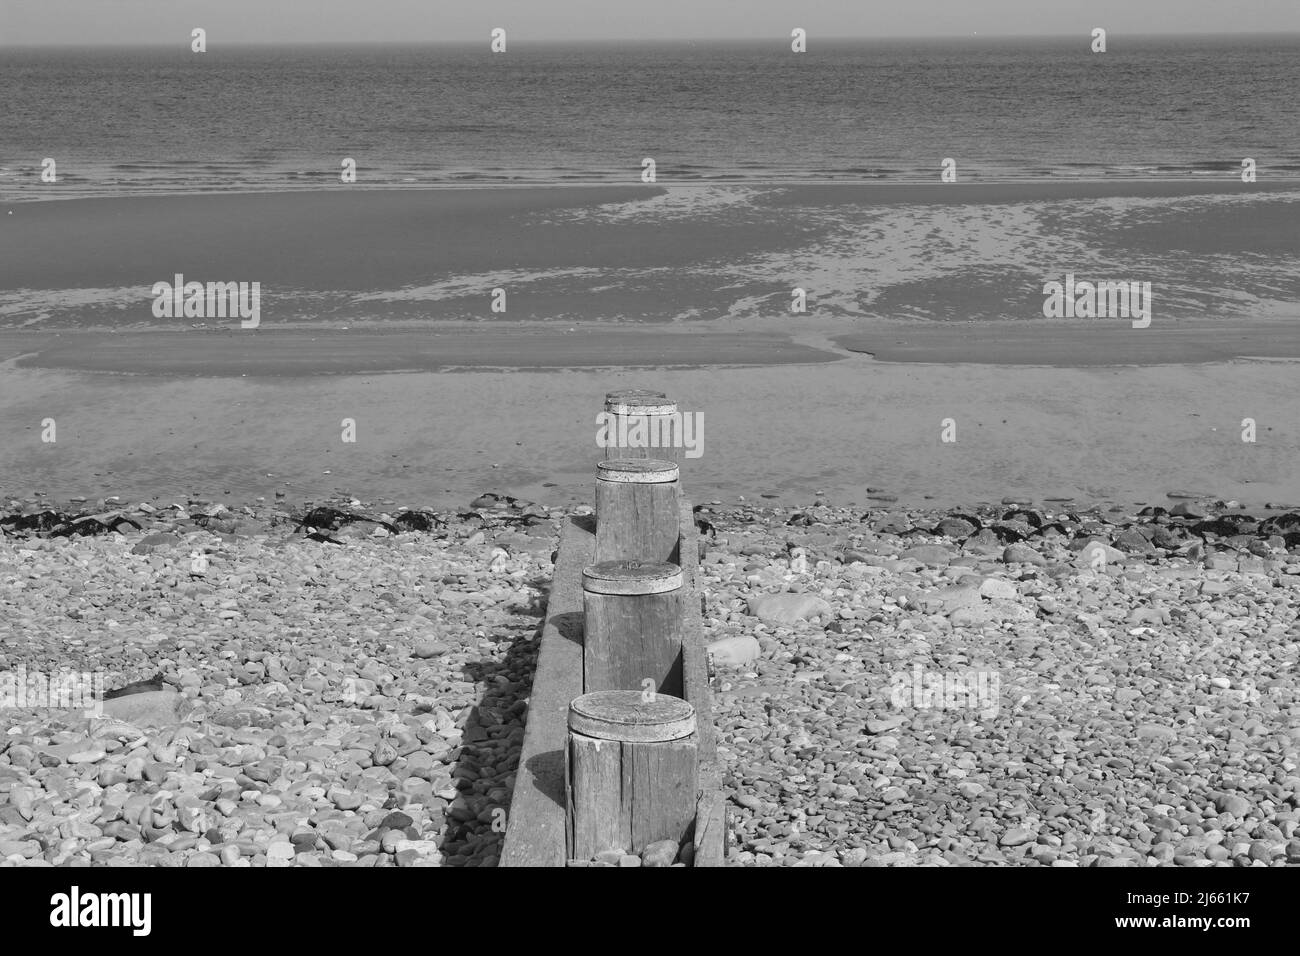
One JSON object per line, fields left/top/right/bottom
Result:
{"left": 4, "top": 36, "right": 1300, "bottom": 201}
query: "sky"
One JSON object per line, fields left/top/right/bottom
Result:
{"left": 2, "top": 0, "right": 1299, "bottom": 45}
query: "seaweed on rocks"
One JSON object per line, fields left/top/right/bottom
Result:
{"left": 103, "top": 672, "right": 168, "bottom": 700}
{"left": 293, "top": 506, "right": 366, "bottom": 532}
{"left": 50, "top": 512, "right": 144, "bottom": 538}
{"left": 1001, "top": 509, "right": 1044, "bottom": 528}
{"left": 0, "top": 510, "right": 67, "bottom": 535}
{"left": 302, "top": 530, "right": 345, "bottom": 545}
{"left": 1035, "top": 521, "right": 1071, "bottom": 538}
{"left": 987, "top": 524, "right": 1027, "bottom": 544}
{"left": 1259, "top": 513, "right": 1300, "bottom": 536}
{"left": 293, "top": 506, "right": 400, "bottom": 536}
{"left": 392, "top": 510, "right": 447, "bottom": 533}
{"left": 2, "top": 509, "right": 144, "bottom": 538}
{"left": 499, "top": 512, "right": 549, "bottom": 530}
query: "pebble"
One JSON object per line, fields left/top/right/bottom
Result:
{"left": 0, "top": 496, "right": 552, "bottom": 869}
{"left": 699, "top": 499, "right": 1300, "bottom": 868}
{"left": 707, "top": 636, "right": 761, "bottom": 667}
{"left": 746, "top": 593, "right": 832, "bottom": 624}
{"left": 6, "top": 494, "right": 1299, "bottom": 870}
{"left": 641, "top": 840, "right": 680, "bottom": 867}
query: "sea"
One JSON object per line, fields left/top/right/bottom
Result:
{"left": 3, "top": 36, "right": 1300, "bottom": 199}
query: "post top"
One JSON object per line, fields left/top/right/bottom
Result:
{"left": 582, "top": 560, "right": 683, "bottom": 594}
{"left": 596, "top": 459, "right": 679, "bottom": 483}
{"left": 605, "top": 397, "right": 678, "bottom": 416}
{"left": 604, "top": 388, "right": 667, "bottom": 404}
{"left": 568, "top": 690, "right": 697, "bottom": 742}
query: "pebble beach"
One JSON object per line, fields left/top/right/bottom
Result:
{"left": 3, "top": 491, "right": 1299, "bottom": 867}
{"left": 0, "top": 495, "right": 555, "bottom": 867}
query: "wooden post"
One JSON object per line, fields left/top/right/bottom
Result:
{"left": 601, "top": 391, "right": 682, "bottom": 464}
{"left": 594, "top": 458, "right": 680, "bottom": 565}
{"left": 582, "top": 560, "right": 685, "bottom": 697}
{"left": 605, "top": 387, "right": 667, "bottom": 406}
{"left": 567, "top": 690, "right": 698, "bottom": 862}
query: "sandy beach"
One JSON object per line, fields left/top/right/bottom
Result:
{"left": 3, "top": 320, "right": 1299, "bottom": 511}
{"left": 2, "top": 182, "right": 1299, "bottom": 510}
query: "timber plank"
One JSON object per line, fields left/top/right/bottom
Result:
{"left": 678, "top": 496, "right": 727, "bottom": 867}
{"left": 499, "top": 515, "right": 594, "bottom": 867}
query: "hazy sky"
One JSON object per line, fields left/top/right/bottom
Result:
{"left": 3, "top": 0, "right": 1299, "bottom": 45}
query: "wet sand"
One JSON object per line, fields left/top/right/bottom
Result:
{"left": 836, "top": 319, "right": 1300, "bottom": 366}
{"left": 3, "top": 182, "right": 1297, "bottom": 510}
{"left": 4, "top": 180, "right": 1297, "bottom": 327}
{"left": 2, "top": 341, "right": 1297, "bottom": 511}
{"left": 4, "top": 328, "right": 838, "bottom": 376}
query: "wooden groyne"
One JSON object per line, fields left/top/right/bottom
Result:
{"left": 500, "top": 390, "right": 724, "bottom": 867}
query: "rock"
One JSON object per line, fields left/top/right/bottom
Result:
{"left": 1214, "top": 794, "right": 1251, "bottom": 818}
{"left": 131, "top": 532, "right": 180, "bottom": 555}
{"left": 1113, "top": 529, "right": 1153, "bottom": 552}
{"left": 706, "top": 636, "right": 761, "bottom": 667}
{"left": 867, "top": 715, "right": 907, "bottom": 734}
{"left": 393, "top": 840, "right": 442, "bottom": 865}
{"left": 746, "top": 593, "right": 832, "bottom": 624}
{"left": 412, "top": 641, "right": 450, "bottom": 660}
{"left": 978, "top": 578, "right": 1018, "bottom": 600}
{"left": 68, "top": 745, "right": 108, "bottom": 764}
{"left": 928, "top": 584, "right": 980, "bottom": 613}
{"left": 1136, "top": 724, "right": 1177, "bottom": 742}
{"left": 1000, "top": 829, "right": 1035, "bottom": 847}
{"left": 899, "top": 545, "right": 952, "bottom": 567}
{"left": 1075, "top": 541, "right": 1124, "bottom": 568}
{"left": 949, "top": 602, "right": 1032, "bottom": 627}
{"left": 935, "top": 517, "right": 977, "bottom": 538}
{"left": 1150, "top": 527, "right": 1185, "bottom": 549}
{"left": 331, "top": 790, "right": 363, "bottom": 811}
{"left": 266, "top": 842, "right": 295, "bottom": 868}
{"left": 641, "top": 840, "right": 679, "bottom": 867}
{"left": 100, "top": 691, "right": 187, "bottom": 727}
{"left": 1002, "top": 544, "right": 1045, "bottom": 566}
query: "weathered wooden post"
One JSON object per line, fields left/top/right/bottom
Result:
{"left": 499, "top": 386, "right": 724, "bottom": 868}
{"left": 582, "top": 560, "right": 684, "bottom": 697}
{"left": 601, "top": 390, "right": 682, "bottom": 463}
{"left": 594, "top": 458, "right": 680, "bottom": 564}
{"left": 567, "top": 690, "right": 698, "bottom": 863}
